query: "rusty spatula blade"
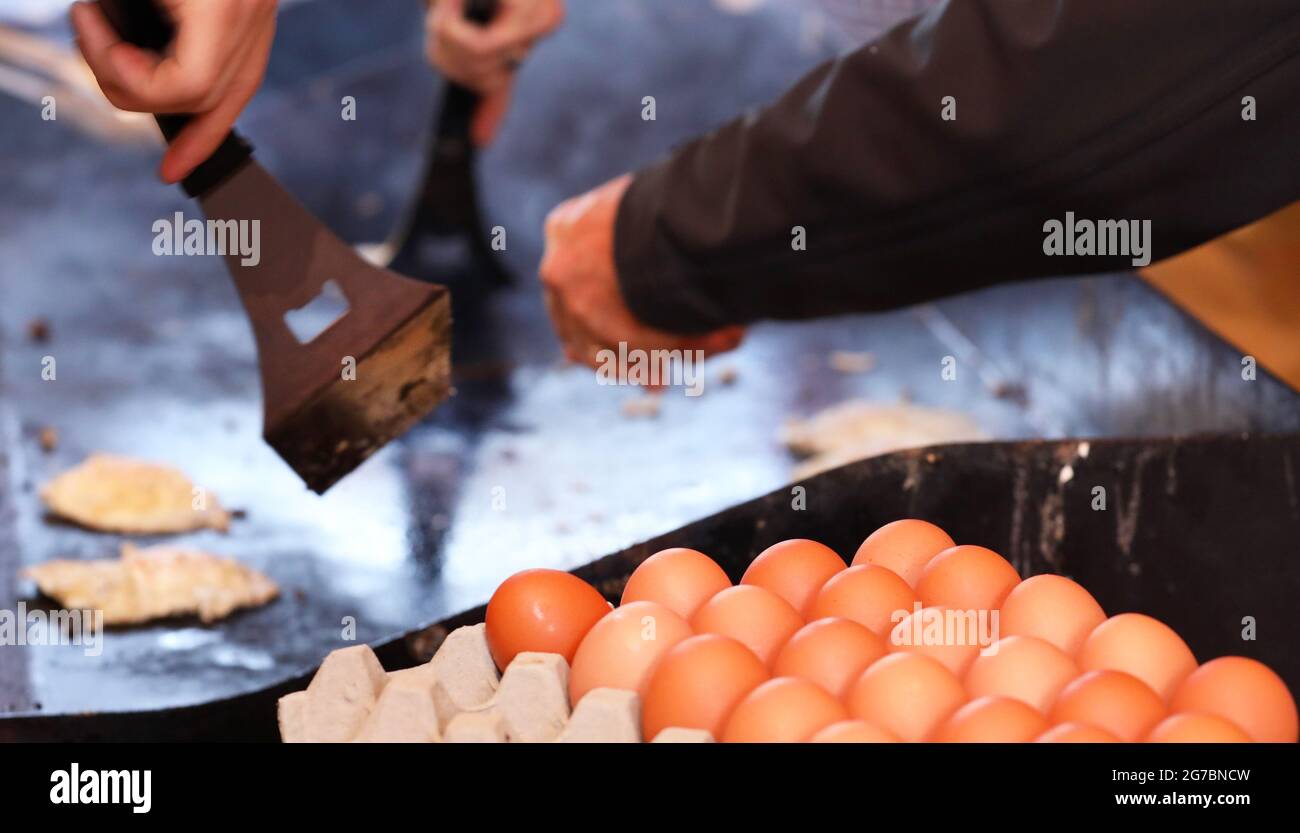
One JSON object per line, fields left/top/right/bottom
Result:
{"left": 101, "top": 0, "right": 451, "bottom": 494}
{"left": 202, "top": 164, "right": 451, "bottom": 493}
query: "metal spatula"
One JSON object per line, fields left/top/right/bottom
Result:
{"left": 100, "top": 0, "right": 452, "bottom": 494}
{"left": 368, "top": 0, "right": 510, "bottom": 292}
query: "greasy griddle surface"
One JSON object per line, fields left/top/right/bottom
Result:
{"left": 2, "top": 0, "right": 1299, "bottom": 722}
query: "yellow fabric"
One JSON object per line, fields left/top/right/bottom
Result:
{"left": 1140, "top": 201, "right": 1300, "bottom": 392}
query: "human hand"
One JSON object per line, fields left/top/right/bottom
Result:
{"left": 71, "top": 0, "right": 277, "bottom": 184}
{"left": 426, "top": 0, "right": 563, "bottom": 143}
{"left": 540, "top": 175, "right": 745, "bottom": 368}
{"left": 426, "top": 0, "right": 563, "bottom": 93}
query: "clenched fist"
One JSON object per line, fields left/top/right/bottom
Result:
{"left": 540, "top": 175, "right": 745, "bottom": 368}
{"left": 71, "top": 0, "right": 277, "bottom": 184}
{"left": 425, "top": 0, "right": 564, "bottom": 145}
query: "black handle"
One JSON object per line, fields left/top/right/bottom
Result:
{"left": 437, "top": 0, "right": 500, "bottom": 144}
{"left": 98, "top": 0, "right": 253, "bottom": 197}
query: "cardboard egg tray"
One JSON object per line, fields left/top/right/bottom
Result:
{"left": 278, "top": 625, "right": 711, "bottom": 743}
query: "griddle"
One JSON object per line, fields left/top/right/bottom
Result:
{"left": 3, "top": 0, "right": 1300, "bottom": 738}
{"left": 3, "top": 432, "right": 1298, "bottom": 741}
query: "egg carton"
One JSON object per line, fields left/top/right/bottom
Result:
{"left": 276, "top": 625, "right": 713, "bottom": 743}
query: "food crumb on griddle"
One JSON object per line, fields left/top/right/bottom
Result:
{"left": 37, "top": 426, "right": 58, "bottom": 453}
{"left": 26, "top": 317, "right": 51, "bottom": 343}
{"left": 828, "top": 350, "right": 876, "bottom": 374}
{"left": 621, "top": 394, "right": 662, "bottom": 419}
{"left": 992, "top": 379, "right": 1030, "bottom": 406}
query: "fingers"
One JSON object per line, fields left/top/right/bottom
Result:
{"left": 74, "top": 0, "right": 237, "bottom": 112}
{"left": 541, "top": 172, "right": 740, "bottom": 376}
{"left": 471, "top": 85, "right": 513, "bottom": 147}
{"left": 427, "top": 0, "right": 563, "bottom": 94}
{"left": 71, "top": 1, "right": 152, "bottom": 109}
{"left": 73, "top": 0, "right": 276, "bottom": 182}
{"left": 158, "top": 75, "right": 251, "bottom": 183}
{"left": 159, "top": 8, "right": 273, "bottom": 183}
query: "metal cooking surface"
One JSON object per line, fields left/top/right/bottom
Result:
{"left": 2, "top": 0, "right": 1298, "bottom": 718}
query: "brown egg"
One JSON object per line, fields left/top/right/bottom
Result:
{"left": 741, "top": 539, "right": 845, "bottom": 616}
{"left": 932, "top": 696, "right": 1049, "bottom": 742}
{"left": 1001, "top": 574, "right": 1106, "bottom": 656}
{"left": 846, "top": 652, "right": 966, "bottom": 742}
{"left": 1147, "top": 713, "right": 1253, "bottom": 743}
{"left": 852, "top": 519, "right": 955, "bottom": 588}
{"left": 1078, "top": 613, "right": 1197, "bottom": 701}
{"left": 691, "top": 585, "right": 804, "bottom": 667}
{"left": 642, "top": 634, "right": 769, "bottom": 740}
{"left": 484, "top": 568, "right": 611, "bottom": 669}
{"left": 773, "top": 618, "right": 887, "bottom": 699}
{"left": 887, "top": 606, "right": 982, "bottom": 677}
{"left": 721, "top": 677, "right": 848, "bottom": 742}
{"left": 569, "top": 601, "right": 693, "bottom": 704}
{"left": 965, "top": 635, "right": 1078, "bottom": 713}
{"left": 1050, "top": 670, "right": 1166, "bottom": 742}
{"left": 807, "top": 564, "right": 917, "bottom": 636}
{"left": 621, "top": 547, "right": 732, "bottom": 620}
{"left": 810, "top": 719, "right": 901, "bottom": 743}
{"left": 916, "top": 545, "right": 1021, "bottom": 612}
{"left": 1034, "top": 722, "right": 1121, "bottom": 743}
{"left": 1170, "top": 656, "right": 1298, "bottom": 743}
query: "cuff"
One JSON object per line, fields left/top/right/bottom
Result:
{"left": 612, "top": 161, "right": 736, "bottom": 335}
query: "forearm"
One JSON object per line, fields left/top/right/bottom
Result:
{"left": 614, "top": 0, "right": 1300, "bottom": 333}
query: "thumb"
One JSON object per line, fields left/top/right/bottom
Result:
{"left": 471, "top": 84, "right": 512, "bottom": 147}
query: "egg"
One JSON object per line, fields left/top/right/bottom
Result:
{"left": 965, "top": 635, "right": 1078, "bottom": 713}
{"left": 691, "top": 584, "right": 803, "bottom": 666}
{"left": 721, "top": 677, "right": 847, "bottom": 742}
{"left": 1034, "top": 722, "right": 1121, "bottom": 743}
{"left": 773, "top": 618, "right": 886, "bottom": 698}
{"left": 846, "top": 652, "right": 966, "bottom": 742}
{"left": 1050, "top": 670, "right": 1166, "bottom": 742}
{"left": 1170, "top": 656, "right": 1298, "bottom": 743}
{"left": 569, "top": 601, "right": 693, "bottom": 704}
{"left": 1077, "top": 613, "right": 1197, "bottom": 701}
{"left": 916, "top": 545, "right": 1021, "bottom": 612}
{"left": 887, "top": 605, "right": 984, "bottom": 676}
{"left": 807, "top": 564, "right": 917, "bottom": 636}
{"left": 642, "top": 634, "right": 769, "bottom": 739}
{"left": 1147, "top": 713, "right": 1253, "bottom": 743}
{"left": 1000, "top": 574, "right": 1106, "bottom": 656}
{"left": 932, "top": 696, "right": 1049, "bottom": 742}
{"left": 484, "top": 568, "right": 610, "bottom": 669}
{"left": 852, "top": 519, "right": 955, "bottom": 588}
{"left": 621, "top": 547, "right": 732, "bottom": 620}
{"left": 809, "top": 720, "right": 900, "bottom": 743}
{"left": 741, "top": 539, "right": 845, "bottom": 615}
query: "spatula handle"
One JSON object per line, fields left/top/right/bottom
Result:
{"left": 97, "top": 0, "right": 253, "bottom": 198}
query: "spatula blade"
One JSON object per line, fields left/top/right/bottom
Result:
{"left": 199, "top": 161, "right": 452, "bottom": 493}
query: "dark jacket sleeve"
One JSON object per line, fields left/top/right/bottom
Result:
{"left": 613, "top": 0, "right": 1300, "bottom": 333}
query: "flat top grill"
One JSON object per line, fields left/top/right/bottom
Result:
{"left": 2, "top": 0, "right": 1298, "bottom": 728}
